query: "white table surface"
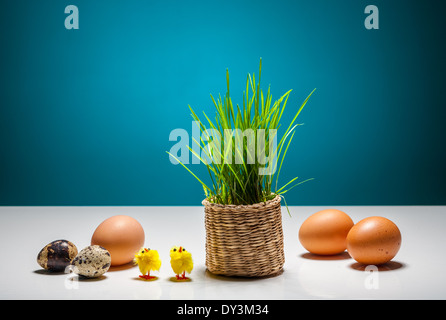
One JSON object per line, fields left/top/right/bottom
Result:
{"left": 0, "top": 205, "right": 445, "bottom": 300}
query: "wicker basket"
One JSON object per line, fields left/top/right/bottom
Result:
{"left": 203, "top": 195, "right": 285, "bottom": 277}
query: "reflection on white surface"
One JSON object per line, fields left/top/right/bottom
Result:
{"left": 169, "top": 279, "right": 195, "bottom": 300}
{"left": 0, "top": 206, "right": 445, "bottom": 299}
{"left": 345, "top": 262, "right": 404, "bottom": 299}
{"left": 297, "top": 256, "right": 351, "bottom": 299}
{"left": 203, "top": 268, "right": 286, "bottom": 300}
{"left": 132, "top": 281, "right": 163, "bottom": 300}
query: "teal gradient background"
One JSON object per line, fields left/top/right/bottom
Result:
{"left": 1, "top": 0, "right": 445, "bottom": 205}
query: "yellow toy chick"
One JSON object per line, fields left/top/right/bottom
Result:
{"left": 170, "top": 246, "right": 193, "bottom": 280}
{"left": 134, "top": 248, "right": 161, "bottom": 280}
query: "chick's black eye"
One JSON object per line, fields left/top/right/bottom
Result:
{"left": 183, "top": 248, "right": 186, "bottom": 251}
{"left": 141, "top": 251, "right": 144, "bottom": 254}
{"left": 173, "top": 248, "right": 176, "bottom": 252}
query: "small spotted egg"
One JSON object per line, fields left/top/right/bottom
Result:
{"left": 37, "top": 240, "right": 78, "bottom": 272}
{"left": 71, "top": 245, "right": 111, "bottom": 278}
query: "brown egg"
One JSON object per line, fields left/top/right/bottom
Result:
{"left": 346, "top": 216, "right": 401, "bottom": 265}
{"left": 91, "top": 215, "right": 145, "bottom": 266}
{"left": 298, "top": 209, "right": 354, "bottom": 255}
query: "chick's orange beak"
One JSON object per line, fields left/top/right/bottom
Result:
{"left": 144, "top": 248, "right": 149, "bottom": 252}
{"left": 179, "top": 246, "right": 183, "bottom": 253}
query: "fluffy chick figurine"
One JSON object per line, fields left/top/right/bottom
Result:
{"left": 170, "top": 246, "right": 193, "bottom": 280}
{"left": 134, "top": 248, "right": 161, "bottom": 280}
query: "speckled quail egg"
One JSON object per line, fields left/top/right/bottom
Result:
{"left": 71, "top": 245, "right": 111, "bottom": 278}
{"left": 37, "top": 240, "right": 78, "bottom": 272}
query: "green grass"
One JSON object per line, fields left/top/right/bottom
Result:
{"left": 168, "top": 58, "right": 315, "bottom": 210}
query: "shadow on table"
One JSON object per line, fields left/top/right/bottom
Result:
{"left": 108, "top": 261, "right": 135, "bottom": 272}
{"left": 299, "top": 251, "right": 352, "bottom": 261}
{"left": 76, "top": 275, "right": 107, "bottom": 281}
{"left": 34, "top": 260, "right": 135, "bottom": 275}
{"left": 349, "top": 260, "right": 405, "bottom": 272}
{"left": 204, "top": 268, "right": 284, "bottom": 282}
{"left": 33, "top": 268, "right": 108, "bottom": 281}
{"left": 131, "top": 276, "right": 160, "bottom": 282}
{"left": 33, "top": 269, "right": 65, "bottom": 276}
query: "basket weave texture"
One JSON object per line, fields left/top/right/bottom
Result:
{"left": 203, "top": 195, "right": 284, "bottom": 277}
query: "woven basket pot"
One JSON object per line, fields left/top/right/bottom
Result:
{"left": 203, "top": 195, "right": 285, "bottom": 277}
